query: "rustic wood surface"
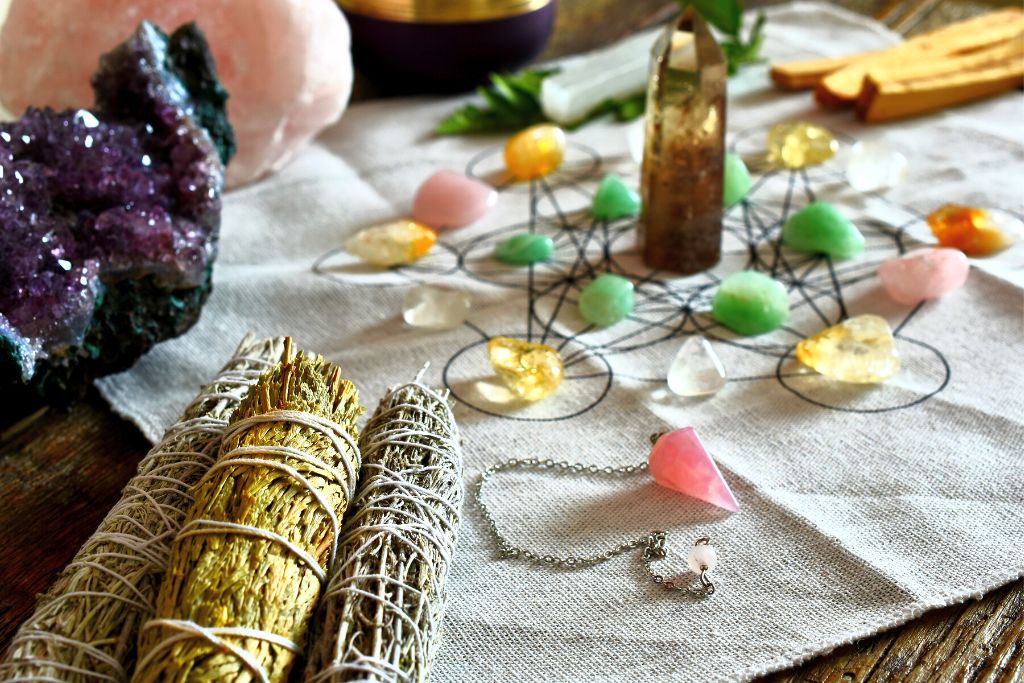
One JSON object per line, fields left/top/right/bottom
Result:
{"left": 2, "top": 0, "right": 1022, "bottom": 680}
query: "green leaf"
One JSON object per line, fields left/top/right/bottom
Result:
{"left": 613, "top": 94, "right": 646, "bottom": 121}
{"left": 434, "top": 68, "right": 559, "bottom": 136}
{"left": 720, "top": 10, "right": 766, "bottom": 75}
{"left": 563, "top": 93, "right": 647, "bottom": 130}
{"left": 680, "top": 0, "right": 742, "bottom": 36}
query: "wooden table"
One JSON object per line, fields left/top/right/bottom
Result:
{"left": 2, "top": 1, "right": 1022, "bottom": 680}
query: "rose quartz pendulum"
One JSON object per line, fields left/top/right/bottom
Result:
{"left": 648, "top": 427, "right": 739, "bottom": 512}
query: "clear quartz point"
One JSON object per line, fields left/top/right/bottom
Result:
{"left": 667, "top": 335, "right": 726, "bottom": 396}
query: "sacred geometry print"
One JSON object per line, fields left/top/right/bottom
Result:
{"left": 314, "top": 126, "right": 968, "bottom": 421}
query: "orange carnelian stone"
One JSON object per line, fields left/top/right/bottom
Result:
{"left": 927, "top": 204, "right": 1013, "bottom": 256}
{"left": 503, "top": 124, "right": 566, "bottom": 181}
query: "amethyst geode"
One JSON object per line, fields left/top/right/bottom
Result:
{"left": 0, "top": 22, "right": 233, "bottom": 405}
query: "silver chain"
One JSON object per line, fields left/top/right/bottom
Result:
{"left": 474, "top": 453, "right": 716, "bottom": 596}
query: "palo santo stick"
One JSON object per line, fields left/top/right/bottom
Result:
{"left": 816, "top": 8, "right": 1024, "bottom": 105}
{"left": 771, "top": 51, "right": 885, "bottom": 90}
{"left": 866, "top": 35, "right": 1024, "bottom": 84}
{"left": 305, "top": 377, "right": 464, "bottom": 683}
{"left": 0, "top": 334, "right": 286, "bottom": 683}
{"left": 133, "top": 342, "right": 363, "bottom": 683}
{"left": 858, "top": 58, "right": 1024, "bottom": 122}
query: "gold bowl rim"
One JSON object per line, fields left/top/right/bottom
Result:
{"left": 337, "top": 0, "right": 552, "bottom": 24}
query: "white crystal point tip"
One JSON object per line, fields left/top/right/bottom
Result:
{"left": 687, "top": 543, "right": 718, "bottom": 574}
{"left": 667, "top": 336, "right": 727, "bottom": 397}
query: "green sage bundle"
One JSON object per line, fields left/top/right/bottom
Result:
{"left": 133, "top": 342, "right": 362, "bottom": 683}
{"left": 0, "top": 334, "right": 286, "bottom": 683}
{"left": 305, "top": 377, "right": 464, "bottom": 683}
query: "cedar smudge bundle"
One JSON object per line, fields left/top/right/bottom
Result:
{"left": 0, "top": 335, "right": 286, "bottom": 683}
{"left": 133, "top": 341, "right": 363, "bottom": 683}
{"left": 306, "top": 377, "right": 464, "bottom": 683}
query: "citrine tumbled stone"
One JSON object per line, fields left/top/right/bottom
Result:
{"left": 504, "top": 124, "right": 566, "bottom": 181}
{"left": 345, "top": 220, "right": 437, "bottom": 267}
{"left": 488, "top": 336, "right": 564, "bottom": 402}
{"left": 796, "top": 314, "right": 900, "bottom": 383}
{"left": 927, "top": 204, "right": 1014, "bottom": 256}
{"left": 766, "top": 121, "right": 838, "bottom": 169}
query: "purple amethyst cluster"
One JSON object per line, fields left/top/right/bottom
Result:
{"left": 0, "top": 22, "right": 233, "bottom": 404}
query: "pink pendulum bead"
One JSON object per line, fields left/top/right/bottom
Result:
{"left": 687, "top": 542, "right": 718, "bottom": 573}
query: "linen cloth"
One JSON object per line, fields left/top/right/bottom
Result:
{"left": 98, "top": 4, "right": 1024, "bottom": 681}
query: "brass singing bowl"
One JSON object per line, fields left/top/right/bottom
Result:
{"left": 337, "top": 0, "right": 552, "bottom": 23}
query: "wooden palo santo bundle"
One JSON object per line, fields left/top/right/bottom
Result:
{"left": 0, "top": 334, "right": 286, "bottom": 683}
{"left": 133, "top": 341, "right": 363, "bottom": 683}
{"left": 305, "top": 377, "right": 464, "bottom": 683}
{"left": 770, "top": 8, "right": 1024, "bottom": 121}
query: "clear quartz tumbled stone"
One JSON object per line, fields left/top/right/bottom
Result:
{"left": 402, "top": 285, "right": 471, "bottom": 330}
{"left": 845, "top": 140, "right": 907, "bottom": 192}
{"left": 667, "top": 335, "right": 727, "bottom": 396}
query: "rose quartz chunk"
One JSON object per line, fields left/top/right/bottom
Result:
{"left": 878, "top": 248, "right": 969, "bottom": 305}
{"left": 0, "top": 0, "right": 353, "bottom": 187}
{"left": 648, "top": 427, "right": 739, "bottom": 512}
{"left": 413, "top": 170, "right": 498, "bottom": 230}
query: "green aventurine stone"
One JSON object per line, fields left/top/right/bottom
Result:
{"left": 723, "top": 152, "right": 752, "bottom": 208}
{"left": 783, "top": 201, "right": 865, "bottom": 259}
{"left": 712, "top": 271, "right": 789, "bottom": 336}
{"left": 495, "top": 233, "right": 555, "bottom": 265}
{"left": 578, "top": 273, "right": 635, "bottom": 326}
{"left": 591, "top": 173, "right": 641, "bottom": 220}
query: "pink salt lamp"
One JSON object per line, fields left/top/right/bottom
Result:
{"left": 0, "top": 0, "right": 353, "bottom": 187}
{"left": 648, "top": 427, "right": 740, "bottom": 512}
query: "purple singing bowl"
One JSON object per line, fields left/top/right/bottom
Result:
{"left": 338, "top": 0, "right": 556, "bottom": 93}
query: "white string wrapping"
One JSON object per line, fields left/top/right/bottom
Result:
{"left": 306, "top": 375, "right": 464, "bottom": 683}
{"left": 0, "top": 334, "right": 286, "bottom": 683}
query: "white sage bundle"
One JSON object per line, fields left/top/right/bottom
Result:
{"left": 305, "top": 377, "right": 464, "bottom": 683}
{"left": 0, "top": 334, "right": 286, "bottom": 683}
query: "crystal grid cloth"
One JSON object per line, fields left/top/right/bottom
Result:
{"left": 97, "top": 4, "right": 1024, "bottom": 681}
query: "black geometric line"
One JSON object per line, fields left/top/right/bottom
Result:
{"left": 317, "top": 133, "right": 955, "bottom": 419}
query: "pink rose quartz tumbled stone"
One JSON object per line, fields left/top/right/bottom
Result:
{"left": 878, "top": 248, "right": 969, "bottom": 305}
{"left": 648, "top": 427, "right": 739, "bottom": 512}
{"left": 413, "top": 170, "right": 498, "bottom": 230}
{"left": 0, "top": 0, "right": 353, "bottom": 187}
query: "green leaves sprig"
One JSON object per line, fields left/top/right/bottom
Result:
{"left": 435, "top": 69, "right": 554, "bottom": 136}
{"left": 681, "top": 0, "right": 767, "bottom": 75}
{"left": 435, "top": 70, "right": 645, "bottom": 136}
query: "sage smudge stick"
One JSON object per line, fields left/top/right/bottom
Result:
{"left": 306, "top": 375, "right": 464, "bottom": 682}
{"left": 133, "top": 341, "right": 362, "bottom": 683}
{"left": 0, "top": 334, "right": 286, "bottom": 683}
